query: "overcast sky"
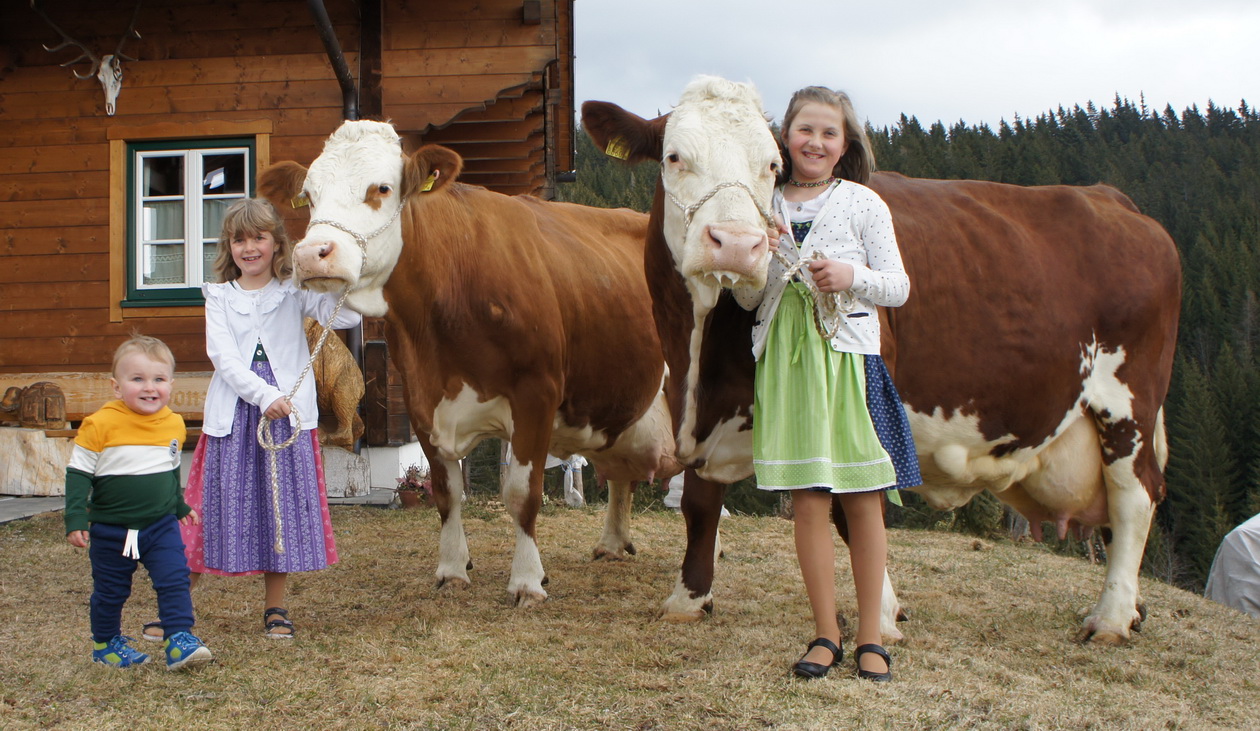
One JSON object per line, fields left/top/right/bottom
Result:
{"left": 573, "top": 0, "right": 1258, "bottom": 131}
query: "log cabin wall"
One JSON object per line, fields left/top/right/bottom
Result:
{"left": 0, "top": 0, "right": 575, "bottom": 446}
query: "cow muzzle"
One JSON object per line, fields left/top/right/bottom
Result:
{"left": 699, "top": 222, "right": 770, "bottom": 288}
{"left": 292, "top": 236, "right": 358, "bottom": 292}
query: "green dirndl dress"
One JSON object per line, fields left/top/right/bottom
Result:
{"left": 753, "top": 282, "right": 897, "bottom": 493}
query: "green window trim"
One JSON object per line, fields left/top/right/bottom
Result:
{"left": 123, "top": 137, "right": 255, "bottom": 307}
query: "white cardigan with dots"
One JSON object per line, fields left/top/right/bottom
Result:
{"left": 734, "top": 180, "right": 910, "bottom": 359}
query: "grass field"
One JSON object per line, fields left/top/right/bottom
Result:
{"left": 1, "top": 498, "right": 1256, "bottom": 730}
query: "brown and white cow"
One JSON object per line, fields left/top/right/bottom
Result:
{"left": 583, "top": 76, "right": 1181, "bottom": 644}
{"left": 259, "top": 120, "right": 678, "bottom": 606}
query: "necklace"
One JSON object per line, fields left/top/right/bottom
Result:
{"left": 788, "top": 177, "right": 836, "bottom": 188}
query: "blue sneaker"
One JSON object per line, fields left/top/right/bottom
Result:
{"left": 162, "top": 631, "right": 213, "bottom": 671}
{"left": 92, "top": 635, "right": 149, "bottom": 668}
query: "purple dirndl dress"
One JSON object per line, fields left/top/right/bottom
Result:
{"left": 182, "top": 345, "right": 337, "bottom": 574}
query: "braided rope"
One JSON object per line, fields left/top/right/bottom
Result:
{"left": 773, "top": 249, "right": 856, "bottom": 341}
{"left": 257, "top": 197, "right": 405, "bottom": 553}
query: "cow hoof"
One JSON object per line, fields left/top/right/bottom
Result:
{"left": 435, "top": 576, "right": 471, "bottom": 591}
{"left": 661, "top": 600, "right": 713, "bottom": 623}
{"left": 1078, "top": 628, "right": 1127, "bottom": 646}
{"left": 592, "top": 545, "right": 633, "bottom": 561}
{"left": 513, "top": 589, "right": 547, "bottom": 608}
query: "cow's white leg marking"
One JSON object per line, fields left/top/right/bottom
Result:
{"left": 594, "top": 480, "right": 636, "bottom": 560}
{"left": 434, "top": 457, "right": 471, "bottom": 589}
{"left": 675, "top": 307, "right": 711, "bottom": 462}
{"left": 1082, "top": 454, "right": 1152, "bottom": 644}
{"left": 501, "top": 454, "right": 547, "bottom": 607}
{"left": 880, "top": 569, "right": 905, "bottom": 644}
{"left": 662, "top": 577, "right": 715, "bottom": 622}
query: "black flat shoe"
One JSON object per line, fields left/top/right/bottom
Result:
{"left": 854, "top": 643, "right": 893, "bottom": 682}
{"left": 792, "top": 637, "right": 843, "bottom": 680}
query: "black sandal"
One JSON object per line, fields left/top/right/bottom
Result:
{"left": 854, "top": 643, "right": 892, "bottom": 682}
{"left": 142, "top": 621, "right": 164, "bottom": 642}
{"left": 263, "top": 607, "right": 295, "bottom": 639}
{"left": 792, "top": 637, "right": 844, "bottom": 680}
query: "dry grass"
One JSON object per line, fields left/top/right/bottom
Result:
{"left": 1, "top": 500, "right": 1257, "bottom": 730}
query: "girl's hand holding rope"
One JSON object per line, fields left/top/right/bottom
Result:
{"left": 263, "top": 396, "right": 292, "bottom": 420}
{"left": 807, "top": 258, "right": 855, "bottom": 293}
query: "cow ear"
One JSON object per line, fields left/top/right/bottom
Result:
{"left": 259, "top": 161, "right": 309, "bottom": 209}
{"left": 404, "top": 145, "right": 462, "bottom": 197}
{"left": 581, "top": 101, "right": 667, "bottom": 165}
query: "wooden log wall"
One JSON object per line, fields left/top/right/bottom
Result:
{"left": 1, "top": 0, "right": 573, "bottom": 447}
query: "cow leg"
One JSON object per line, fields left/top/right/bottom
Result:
{"left": 501, "top": 447, "right": 548, "bottom": 608}
{"left": 661, "top": 471, "right": 723, "bottom": 621}
{"left": 593, "top": 480, "right": 636, "bottom": 560}
{"left": 831, "top": 494, "right": 906, "bottom": 644}
{"left": 1078, "top": 452, "right": 1153, "bottom": 644}
{"left": 429, "top": 454, "right": 472, "bottom": 590}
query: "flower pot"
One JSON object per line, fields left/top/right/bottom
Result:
{"left": 398, "top": 490, "right": 423, "bottom": 509}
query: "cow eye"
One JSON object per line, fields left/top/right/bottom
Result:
{"left": 665, "top": 152, "right": 680, "bottom": 164}
{"left": 377, "top": 184, "right": 392, "bottom": 195}
{"left": 770, "top": 161, "right": 782, "bottom": 174}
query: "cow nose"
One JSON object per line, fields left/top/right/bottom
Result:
{"left": 317, "top": 241, "right": 336, "bottom": 259}
{"left": 706, "top": 223, "right": 767, "bottom": 253}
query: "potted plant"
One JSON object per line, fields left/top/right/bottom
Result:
{"left": 395, "top": 463, "right": 431, "bottom": 509}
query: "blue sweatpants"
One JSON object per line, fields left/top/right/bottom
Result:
{"left": 88, "top": 514, "right": 195, "bottom": 643}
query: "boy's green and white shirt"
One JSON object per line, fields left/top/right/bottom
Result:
{"left": 64, "top": 400, "right": 189, "bottom": 534}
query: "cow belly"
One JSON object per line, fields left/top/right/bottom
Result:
{"left": 552, "top": 387, "right": 680, "bottom": 482}
{"left": 910, "top": 407, "right": 1109, "bottom": 535}
{"left": 907, "top": 407, "right": 1040, "bottom": 509}
{"left": 1001, "top": 417, "right": 1109, "bottom": 539}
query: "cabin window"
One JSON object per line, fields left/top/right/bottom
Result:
{"left": 123, "top": 138, "right": 255, "bottom": 307}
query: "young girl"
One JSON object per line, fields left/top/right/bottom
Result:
{"left": 169, "top": 197, "right": 361, "bottom": 640}
{"left": 735, "top": 86, "right": 921, "bottom": 681}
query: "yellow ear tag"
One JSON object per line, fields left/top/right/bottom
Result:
{"left": 420, "top": 171, "right": 439, "bottom": 193}
{"left": 291, "top": 194, "right": 310, "bottom": 208}
{"left": 604, "top": 136, "right": 630, "bottom": 160}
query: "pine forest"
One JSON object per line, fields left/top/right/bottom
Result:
{"left": 556, "top": 96, "right": 1260, "bottom": 594}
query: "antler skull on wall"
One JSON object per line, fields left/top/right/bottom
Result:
{"left": 31, "top": 0, "right": 143, "bottom": 116}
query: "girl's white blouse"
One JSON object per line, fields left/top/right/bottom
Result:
{"left": 734, "top": 180, "right": 910, "bottom": 359}
{"left": 201, "top": 278, "right": 362, "bottom": 437}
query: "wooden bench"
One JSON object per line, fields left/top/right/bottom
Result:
{"left": 0, "top": 371, "right": 211, "bottom": 436}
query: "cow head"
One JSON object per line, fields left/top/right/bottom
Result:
{"left": 258, "top": 120, "right": 461, "bottom": 316}
{"left": 583, "top": 76, "right": 780, "bottom": 310}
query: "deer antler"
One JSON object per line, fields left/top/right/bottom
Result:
{"left": 112, "top": 0, "right": 143, "bottom": 63}
{"left": 30, "top": 0, "right": 101, "bottom": 80}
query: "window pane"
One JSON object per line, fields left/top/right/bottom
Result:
{"left": 202, "top": 153, "right": 246, "bottom": 195}
{"left": 143, "top": 243, "right": 186, "bottom": 286}
{"left": 203, "top": 241, "right": 218, "bottom": 283}
{"left": 142, "top": 200, "right": 185, "bottom": 241}
{"left": 202, "top": 197, "right": 239, "bottom": 238}
{"left": 143, "top": 156, "right": 184, "bottom": 197}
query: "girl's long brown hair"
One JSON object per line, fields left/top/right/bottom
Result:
{"left": 212, "top": 198, "right": 293, "bottom": 283}
{"left": 778, "top": 86, "right": 876, "bottom": 186}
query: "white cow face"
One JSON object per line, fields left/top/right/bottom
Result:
{"left": 287, "top": 121, "right": 411, "bottom": 316}
{"left": 659, "top": 76, "right": 781, "bottom": 309}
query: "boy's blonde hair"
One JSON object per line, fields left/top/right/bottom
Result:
{"left": 212, "top": 198, "right": 293, "bottom": 283}
{"left": 778, "top": 86, "right": 876, "bottom": 186}
{"left": 111, "top": 334, "right": 175, "bottom": 377}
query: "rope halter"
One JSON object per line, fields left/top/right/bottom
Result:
{"left": 662, "top": 179, "right": 777, "bottom": 239}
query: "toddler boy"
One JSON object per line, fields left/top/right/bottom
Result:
{"left": 65, "top": 335, "right": 212, "bottom": 670}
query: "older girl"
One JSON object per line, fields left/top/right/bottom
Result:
{"left": 736, "top": 86, "right": 921, "bottom": 681}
